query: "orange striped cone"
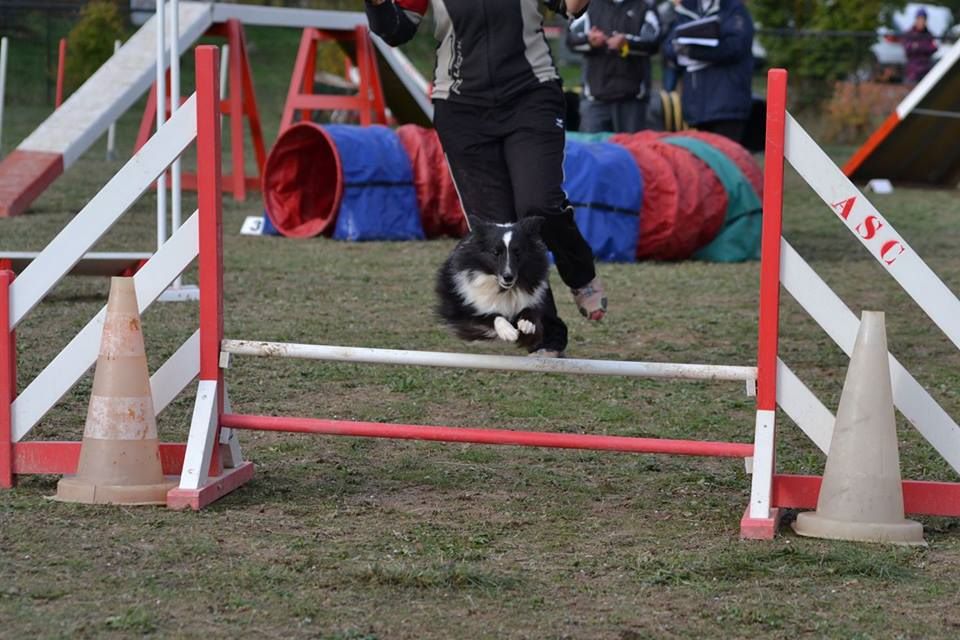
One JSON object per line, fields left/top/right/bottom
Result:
{"left": 54, "top": 277, "right": 175, "bottom": 505}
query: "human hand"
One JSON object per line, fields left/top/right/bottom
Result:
{"left": 588, "top": 27, "right": 608, "bottom": 48}
{"left": 607, "top": 33, "right": 626, "bottom": 50}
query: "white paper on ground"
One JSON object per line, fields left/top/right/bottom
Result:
{"left": 866, "top": 178, "right": 894, "bottom": 194}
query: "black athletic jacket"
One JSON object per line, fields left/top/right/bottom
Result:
{"left": 365, "top": 0, "right": 561, "bottom": 106}
{"left": 566, "top": 0, "right": 661, "bottom": 101}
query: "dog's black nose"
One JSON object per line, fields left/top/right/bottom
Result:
{"left": 501, "top": 275, "right": 516, "bottom": 286}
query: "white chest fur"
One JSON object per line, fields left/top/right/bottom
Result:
{"left": 453, "top": 270, "right": 546, "bottom": 317}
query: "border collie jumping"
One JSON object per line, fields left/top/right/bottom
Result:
{"left": 436, "top": 217, "right": 549, "bottom": 352}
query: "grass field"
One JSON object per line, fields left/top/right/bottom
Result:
{"left": 3, "top": 26, "right": 960, "bottom": 640}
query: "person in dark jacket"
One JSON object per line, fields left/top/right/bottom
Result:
{"left": 664, "top": 0, "right": 754, "bottom": 143}
{"left": 903, "top": 8, "right": 938, "bottom": 84}
{"left": 566, "top": 0, "right": 662, "bottom": 133}
{"left": 658, "top": 0, "right": 683, "bottom": 91}
{"left": 365, "top": 0, "right": 606, "bottom": 358}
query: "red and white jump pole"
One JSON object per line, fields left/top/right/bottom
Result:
{"left": 741, "top": 68, "right": 788, "bottom": 539}
{"left": 155, "top": 0, "right": 167, "bottom": 252}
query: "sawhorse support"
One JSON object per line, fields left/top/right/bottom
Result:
{"left": 135, "top": 19, "right": 265, "bottom": 202}
{"left": 279, "top": 25, "right": 387, "bottom": 132}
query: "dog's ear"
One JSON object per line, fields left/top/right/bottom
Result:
{"left": 470, "top": 219, "right": 493, "bottom": 241}
{"left": 518, "top": 216, "right": 545, "bottom": 237}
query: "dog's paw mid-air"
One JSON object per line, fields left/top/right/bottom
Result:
{"left": 517, "top": 319, "right": 536, "bottom": 335}
{"left": 494, "top": 317, "right": 520, "bottom": 342}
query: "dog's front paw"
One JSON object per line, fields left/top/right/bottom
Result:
{"left": 494, "top": 316, "right": 519, "bottom": 342}
{"left": 517, "top": 319, "right": 536, "bottom": 335}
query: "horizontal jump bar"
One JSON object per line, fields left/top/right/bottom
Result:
{"left": 221, "top": 414, "right": 755, "bottom": 458}
{"left": 221, "top": 340, "right": 757, "bottom": 382}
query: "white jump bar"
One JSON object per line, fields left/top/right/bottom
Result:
{"left": 221, "top": 340, "right": 757, "bottom": 382}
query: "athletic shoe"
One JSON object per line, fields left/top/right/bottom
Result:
{"left": 571, "top": 277, "right": 607, "bottom": 322}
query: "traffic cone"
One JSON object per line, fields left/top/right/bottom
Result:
{"left": 54, "top": 277, "right": 175, "bottom": 505}
{"left": 793, "top": 311, "right": 925, "bottom": 545}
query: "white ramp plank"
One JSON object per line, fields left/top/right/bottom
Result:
{"left": 11, "top": 212, "right": 199, "bottom": 442}
{"left": 211, "top": 3, "right": 363, "bottom": 30}
{"left": 18, "top": 1, "right": 212, "bottom": 167}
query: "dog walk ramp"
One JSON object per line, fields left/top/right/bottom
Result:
{"left": 0, "top": 1, "right": 213, "bottom": 217}
{"left": 845, "top": 38, "right": 960, "bottom": 187}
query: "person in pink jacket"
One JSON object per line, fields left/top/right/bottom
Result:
{"left": 904, "top": 8, "right": 938, "bottom": 84}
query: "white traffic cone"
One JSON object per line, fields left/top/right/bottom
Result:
{"left": 793, "top": 311, "right": 924, "bottom": 545}
{"left": 54, "top": 278, "right": 175, "bottom": 505}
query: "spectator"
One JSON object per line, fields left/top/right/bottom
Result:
{"left": 904, "top": 8, "right": 938, "bottom": 84}
{"left": 567, "top": 0, "right": 662, "bottom": 133}
{"left": 658, "top": 0, "right": 683, "bottom": 91}
{"left": 664, "top": 0, "right": 754, "bottom": 143}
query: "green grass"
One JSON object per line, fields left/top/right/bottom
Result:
{"left": 3, "top": 21, "right": 960, "bottom": 640}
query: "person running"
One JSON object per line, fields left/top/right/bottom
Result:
{"left": 365, "top": 0, "right": 607, "bottom": 358}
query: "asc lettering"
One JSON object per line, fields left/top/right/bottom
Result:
{"left": 829, "top": 196, "right": 906, "bottom": 266}
{"left": 855, "top": 215, "right": 884, "bottom": 240}
{"left": 881, "top": 240, "right": 906, "bottom": 266}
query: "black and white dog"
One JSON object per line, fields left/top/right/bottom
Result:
{"left": 436, "top": 217, "right": 549, "bottom": 352}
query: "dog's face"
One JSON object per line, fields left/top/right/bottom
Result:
{"left": 468, "top": 217, "right": 548, "bottom": 291}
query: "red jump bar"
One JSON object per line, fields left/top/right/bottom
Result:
{"left": 222, "top": 413, "right": 754, "bottom": 458}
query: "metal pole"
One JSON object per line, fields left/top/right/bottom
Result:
{"left": 170, "top": 0, "right": 182, "bottom": 287}
{"left": 220, "top": 340, "right": 758, "bottom": 382}
{"left": 105, "top": 39, "right": 120, "bottom": 161}
{"left": 156, "top": 0, "right": 167, "bottom": 252}
{"left": 219, "top": 44, "right": 230, "bottom": 101}
{"left": 157, "top": 3, "right": 200, "bottom": 304}
{"left": 0, "top": 37, "right": 7, "bottom": 157}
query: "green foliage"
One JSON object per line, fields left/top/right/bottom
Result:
{"left": 752, "top": 0, "right": 906, "bottom": 101}
{"left": 64, "top": 1, "right": 127, "bottom": 93}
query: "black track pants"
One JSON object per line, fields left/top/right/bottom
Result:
{"left": 434, "top": 82, "right": 598, "bottom": 351}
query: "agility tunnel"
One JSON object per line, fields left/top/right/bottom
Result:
{"left": 262, "top": 124, "right": 763, "bottom": 262}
